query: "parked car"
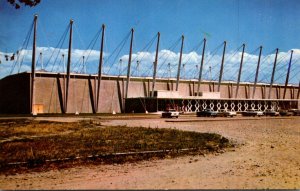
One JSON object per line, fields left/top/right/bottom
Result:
{"left": 264, "top": 109, "right": 280, "bottom": 116}
{"left": 196, "top": 109, "right": 218, "bottom": 117}
{"left": 288, "top": 109, "right": 300, "bottom": 116}
{"left": 242, "top": 109, "right": 264, "bottom": 117}
{"left": 217, "top": 109, "right": 237, "bottom": 117}
{"left": 279, "top": 110, "right": 294, "bottom": 116}
{"left": 161, "top": 109, "right": 180, "bottom": 118}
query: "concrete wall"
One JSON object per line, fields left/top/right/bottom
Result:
{"left": 0, "top": 72, "right": 299, "bottom": 114}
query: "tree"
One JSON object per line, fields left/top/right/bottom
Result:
{"left": 7, "top": 0, "right": 41, "bottom": 9}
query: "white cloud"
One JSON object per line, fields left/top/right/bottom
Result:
{"left": 1, "top": 47, "right": 299, "bottom": 84}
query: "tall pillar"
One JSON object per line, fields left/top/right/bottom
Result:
{"left": 96, "top": 24, "right": 105, "bottom": 113}
{"left": 268, "top": 48, "right": 279, "bottom": 99}
{"left": 235, "top": 44, "right": 245, "bottom": 98}
{"left": 176, "top": 35, "right": 184, "bottom": 91}
{"left": 197, "top": 38, "right": 206, "bottom": 96}
{"left": 283, "top": 50, "right": 293, "bottom": 99}
{"left": 218, "top": 41, "right": 226, "bottom": 92}
{"left": 30, "top": 14, "right": 38, "bottom": 114}
{"left": 64, "top": 19, "right": 73, "bottom": 113}
{"left": 151, "top": 32, "right": 160, "bottom": 97}
{"left": 252, "top": 46, "right": 263, "bottom": 99}
{"left": 125, "top": 28, "right": 134, "bottom": 99}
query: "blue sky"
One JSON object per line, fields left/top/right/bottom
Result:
{"left": 0, "top": 0, "right": 299, "bottom": 84}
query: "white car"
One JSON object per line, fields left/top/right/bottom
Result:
{"left": 242, "top": 109, "right": 264, "bottom": 117}
{"left": 161, "top": 109, "right": 180, "bottom": 118}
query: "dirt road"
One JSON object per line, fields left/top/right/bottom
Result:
{"left": 0, "top": 116, "right": 299, "bottom": 189}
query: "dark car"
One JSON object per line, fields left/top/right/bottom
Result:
{"left": 264, "top": 109, "right": 280, "bottom": 116}
{"left": 279, "top": 110, "right": 294, "bottom": 116}
{"left": 196, "top": 109, "right": 218, "bottom": 117}
{"left": 288, "top": 109, "right": 300, "bottom": 116}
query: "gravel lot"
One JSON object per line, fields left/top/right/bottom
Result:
{"left": 0, "top": 115, "right": 299, "bottom": 189}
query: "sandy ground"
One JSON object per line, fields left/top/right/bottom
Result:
{"left": 0, "top": 115, "right": 299, "bottom": 189}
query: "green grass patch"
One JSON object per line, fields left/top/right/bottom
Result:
{"left": 0, "top": 119, "right": 233, "bottom": 173}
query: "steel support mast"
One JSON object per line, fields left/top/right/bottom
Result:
{"left": 235, "top": 44, "right": 245, "bottom": 98}
{"left": 151, "top": 32, "right": 160, "bottom": 97}
{"left": 197, "top": 38, "right": 206, "bottom": 96}
{"left": 268, "top": 48, "right": 279, "bottom": 99}
{"left": 252, "top": 46, "right": 263, "bottom": 99}
{"left": 30, "top": 14, "right": 38, "bottom": 114}
{"left": 176, "top": 35, "right": 184, "bottom": 91}
{"left": 218, "top": 41, "right": 227, "bottom": 92}
{"left": 95, "top": 24, "right": 105, "bottom": 113}
{"left": 283, "top": 50, "right": 293, "bottom": 99}
{"left": 64, "top": 19, "right": 73, "bottom": 113}
{"left": 125, "top": 28, "right": 134, "bottom": 99}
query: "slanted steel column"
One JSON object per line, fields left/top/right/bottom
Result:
{"left": 197, "top": 38, "right": 206, "bottom": 96}
{"left": 30, "top": 14, "right": 38, "bottom": 114}
{"left": 252, "top": 46, "right": 263, "bottom": 99}
{"left": 151, "top": 32, "right": 160, "bottom": 97}
{"left": 218, "top": 41, "right": 227, "bottom": 92}
{"left": 95, "top": 24, "right": 105, "bottom": 113}
{"left": 235, "top": 44, "right": 245, "bottom": 98}
{"left": 268, "top": 48, "right": 279, "bottom": 99}
{"left": 125, "top": 28, "right": 134, "bottom": 99}
{"left": 64, "top": 19, "right": 73, "bottom": 113}
{"left": 176, "top": 35, "right": 184, "bottom": 91}
{"left": 283, "top": 50, "right": 293, "bottom": 99}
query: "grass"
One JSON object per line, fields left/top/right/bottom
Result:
{"left": 0, "top": 119, "right": 233, "bottom": 173}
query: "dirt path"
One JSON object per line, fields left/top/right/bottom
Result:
{"left": 0, "top": 116, "right": 299, "bottom": 189}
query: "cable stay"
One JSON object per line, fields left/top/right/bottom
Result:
{"left": 104, "top": 30, "right": 131, "bottom": 75}
{"left": 73, "top": 27, "right": 102, "bottom": 73}
{"left": 44, "top": 25, "right": 69, "bottom": 71}
{"left": 258, "top": 49, "right": 282, "bottom": 83}
{"left": 218, "top": 45, "right": 243, "bottom": 81}
{"left": 152, "top": 36, "right": 182, "bottom": 78}
{"left": 275, "top": 53, "right": 300, "bottom": 84}
{"left": 183, "top": 39, "right": 206, "bottom": 79}
{"left": 237, "top": 47, "right": 260, "bottom": 82}
{"left": 288, "top": 68, "right": 300, "bottom": 85}
{"left": 273, "top": 51, "right": 293, "bottom": 83}
{"left": 201, "top": 42, "right": 224, "bottom": 81}
{"left": 244, "top": 49, "right": 275, "bottom": 83}
{"left": 140, "top": 36, "right": 181, "bottom": 78}
{"left": 72, "top": 23, "right": 90, "bottom": 73}
{"left": 180, "top": 39, "right": 205, "bottom": 79}
{"left": 131, "top": 33, "right": 157, "bottom": 77}
{"left": 10, "top": 20, "right": 34, "bottom": 75}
